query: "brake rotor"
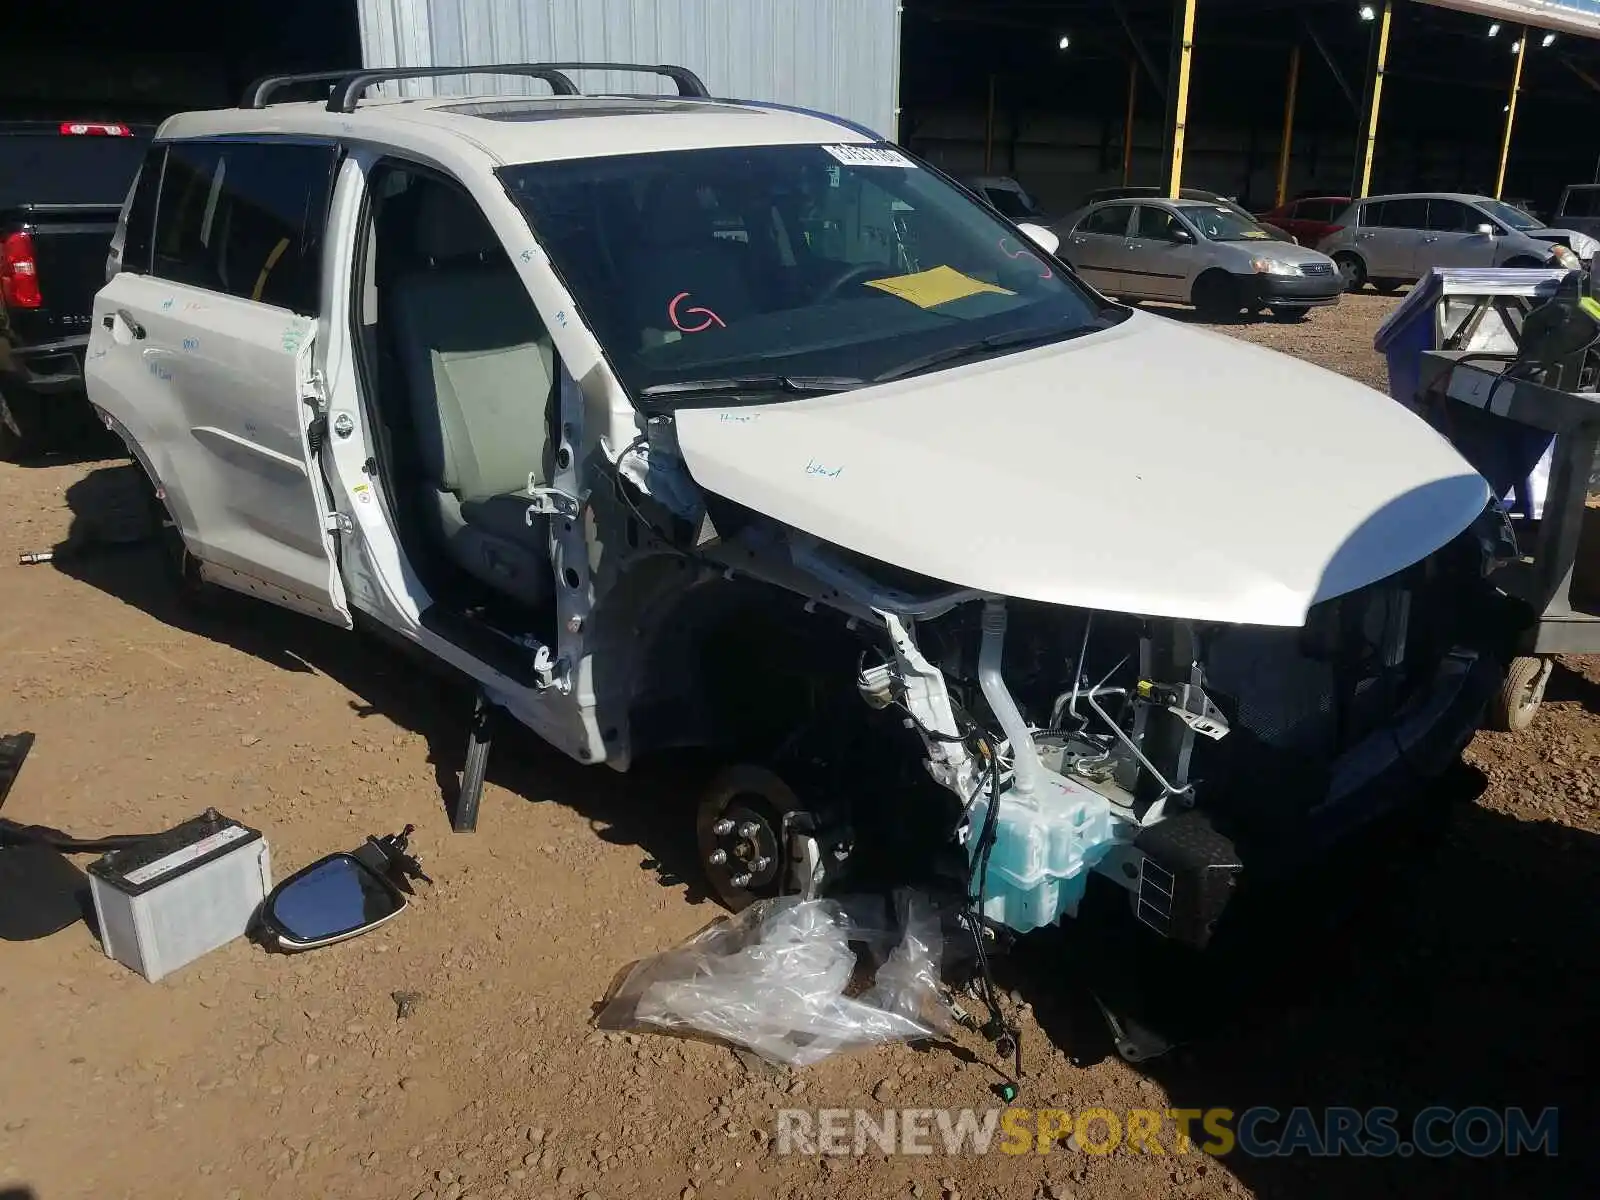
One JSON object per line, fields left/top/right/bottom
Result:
{"left": 694, "top": 765, "right": 807, "bottom": 911}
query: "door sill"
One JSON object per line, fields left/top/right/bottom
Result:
{"left": 418, "top": 604, "right": 551, "bottom": 690}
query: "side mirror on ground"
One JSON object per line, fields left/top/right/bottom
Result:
{"left": 1477, "top": 223, "right": 1497, "bottom": 237}
{"left": 257, "top": 825, "right": 430, "bottom": 950}
{"left": 1016, "top": 222, "right": 1060, "bottom": 256}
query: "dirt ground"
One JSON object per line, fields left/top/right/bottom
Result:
{"left": 1, "top": 292, "right": 1595, "bottom": 1200}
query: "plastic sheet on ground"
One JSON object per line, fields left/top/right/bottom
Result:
{"left": 595, "top": 892, "right": 950, "bottom": 1067}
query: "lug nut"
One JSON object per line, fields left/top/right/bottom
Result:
{"left": 731, "top": 873, "right": 753, "bottom": 888}
{"left": 708, "top": 849, "right": 727, "bottom": 865}
{"left": 712, "top": 818, "right": 734, "bottom": 835}
{"left": 737, "top": 821, "right": 760, "bottom": 838}
{"left": 751, "top": 856, "right": 772, "bottom": 872}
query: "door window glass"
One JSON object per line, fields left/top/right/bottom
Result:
{"left": 1366, "top": 198, "right": 1427, "bottom": 229}
{"left": 1424, "top": 199, "right": 1479, "bottom": 232}
{"left": 1294, "top": 199, "right": 1336, "bottom": 222}
{"left": 120, "top": 146, "right": 166, "bottom": 274}
{"left": 1081, "top": 205, "right": 1132, "bottom": 236}
{"left": 151, "top": 139, "right": 338, "bottom": 314}
{"left": 1133, "top": 205, "right": 1187, "bottom": 242}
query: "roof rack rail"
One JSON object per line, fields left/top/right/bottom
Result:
{"left": 325, "top": 61, "right": 709, "bottom": 113}
{"left": 325, "top": 64, "right": 584, "bottom": 112}
{"left": 242, "top": 70, "right": 364, "bottom": 109}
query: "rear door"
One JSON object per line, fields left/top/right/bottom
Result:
{"left": 1417, "top": 198, "right": 1497, "bottom": 272}
{"left": 1355, "top": 197, "right": 1427, "bottom": 279}
{"left": 86, "top": 136, "right": 351, "bottom": 626}
{"left": 1064, "top": 203, "right": 1135, "bottom": 292}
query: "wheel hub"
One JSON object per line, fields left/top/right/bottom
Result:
{"left": 707, "top": 798, "right": 781, "bottom": 891}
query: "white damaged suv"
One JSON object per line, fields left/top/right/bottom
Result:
{"left": 88, "top": 64, "right": 1514, "bottom": 962}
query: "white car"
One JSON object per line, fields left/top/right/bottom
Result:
{"left": 87, "top": 64, "right": 1506, "bottom": 965}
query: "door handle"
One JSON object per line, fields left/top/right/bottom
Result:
{"left": 1422, "top": 236, "right": 1439, "bottom": 243}
{"left": 1072, "top": 237, "right": 1086, "bottom": 245}
{"left": 1357, "top": 232, "right": 1376, "bottom": 240}
{"left": 102, "top": 309, "right": 146, "bottom": 339}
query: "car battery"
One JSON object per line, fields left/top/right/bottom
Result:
{"left": 87, "top": 809, "right": 270, "bottom": 982}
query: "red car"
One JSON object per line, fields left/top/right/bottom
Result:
{"left": 1254, "top": 195, "right": 1351, "bottom": 249}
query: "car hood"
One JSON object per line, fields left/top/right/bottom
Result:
{"left": 1524, "top": 227, "right": 1597, "bottom": 250}
{"left": 672, "top": 311, "right": 1489, "bottom": 627}
{"left": 1223, "top": 238, "right": 1330, "bottom": 264}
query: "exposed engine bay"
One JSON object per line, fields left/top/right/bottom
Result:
{"left": 608, "top": 424, "right": 1516, "bottom": 954}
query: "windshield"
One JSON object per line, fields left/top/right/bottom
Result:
{"left": 1183, "top": 205, "right": 1273, "bottom": 242}
{"left": 499, "top": 144, "right": 1116, "bottom": 399}
{"left": 1477, "top": 199, "right": 1543, "bottom": 232}
{"left": 984, "top": 186, "right": 1041, "bottom": 221}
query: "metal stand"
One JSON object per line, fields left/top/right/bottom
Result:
{"left": 453, "top": 693, "right": 496, "bottom": 833}
{"left": 0, "top": 732, "right": 36, "bottom": 812}
{"left": 1417, "top": 350, "right": 1600, "bottom": 728}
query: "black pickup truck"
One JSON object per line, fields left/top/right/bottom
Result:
{"left": 1, "top": 120, "right": 153, "bottom": 459}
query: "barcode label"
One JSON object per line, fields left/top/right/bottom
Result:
{"left": 123, "top": 825, "right": 250, "bottom": 886}
{"left": 821, "top": 144, "right": 915, "bottom": 169}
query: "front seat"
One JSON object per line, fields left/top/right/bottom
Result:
{"left": 387, "top": 183, "right": 555, "bottom": 610}
{"left": 627, "top": 175, "right": 756, "bottom": 338}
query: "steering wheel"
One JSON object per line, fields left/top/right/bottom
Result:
{"left": 815, "top": 261, "right": 891, "bottom": 301}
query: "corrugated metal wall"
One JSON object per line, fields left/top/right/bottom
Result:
{"left": 355, "top": 0, "right": 901, "bottom": 137}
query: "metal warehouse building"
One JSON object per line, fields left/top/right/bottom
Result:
{"left": 7, "top": 0, "right": 1600, "bottom": 215}
{"left": 351, "top": 0, "right": 903, "bottom": 137}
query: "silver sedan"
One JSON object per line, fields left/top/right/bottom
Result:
{"left": 1051, "top": 197, "right": 1344, "bottom": 321}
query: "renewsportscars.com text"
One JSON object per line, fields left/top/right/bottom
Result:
{"left": 775, "top": 1106, "right": 1559, "bottom": 1159}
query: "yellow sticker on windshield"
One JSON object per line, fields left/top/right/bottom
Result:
{"left": 1240, "top": 230, "right": 1270, "bottom": 239}
{"left": 864, "top": 264, "right": 1016, "bottom": 309}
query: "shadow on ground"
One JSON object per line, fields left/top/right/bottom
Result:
{"left": 1, "top": 423, "right": 125, "bottom": 470}
{"left": 1547, "top": 657, "right": 1600, "bottom": 715}
{"left": 53, "top": 463, "right": 1593, "bottom": 1200}
{"left": 49, "top": 463, "right": 713, "bottom": 904}
{"left": 1006, "top": 768, "right": 1592, "bottom": 1200}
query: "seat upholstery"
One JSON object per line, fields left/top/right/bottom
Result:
{"left": 387, "top": 184, "right": 555, "bottom": 608}
{"left": 628, "top": 175, "right": 756, "bottom": 338}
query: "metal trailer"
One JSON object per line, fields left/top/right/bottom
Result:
{"left": 1415, "top": 348, "right": 1600, "bottom": 730}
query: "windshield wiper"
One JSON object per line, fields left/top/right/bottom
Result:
{"left": 638, "top": 374, "right": 864, "bottom": 410}
{"left": 871, "top": 323, "right": 1097, "bottom": 385}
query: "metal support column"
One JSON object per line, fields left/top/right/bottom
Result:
{"left": 1353, "top": 1, "right": 1392, "bottom": 199}
{"left": 1123, "top": 58, "right": 1139, "bottom": 185}
{"left": 1496, "top": 28, "right": 1528, "bottom": 199}
{"left": 1163, "top": 0, "right": 1198, "bottom": 198}
{"left": 1275, "top": 43, "right": 1301, "bottom": 208}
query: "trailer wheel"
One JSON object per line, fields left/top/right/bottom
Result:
{"left": 1491, "top": 655, "right": 1550, "bottom": 732}
{"left": 696, "top": 764, "right": 809, "bottom": 911}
